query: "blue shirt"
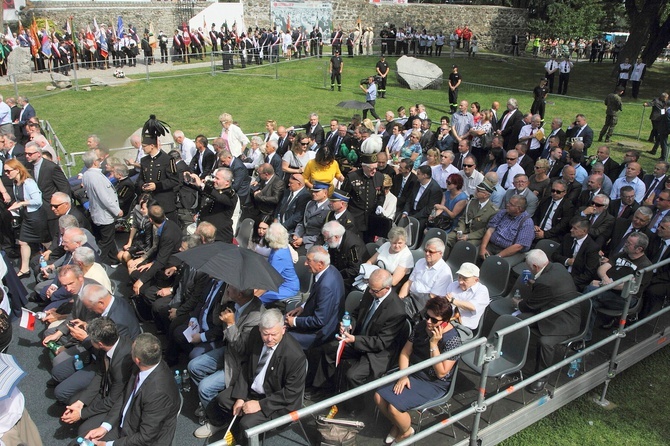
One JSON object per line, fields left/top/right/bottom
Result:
{"left": 366, "top": 83, "right": 377, "bottom": 101}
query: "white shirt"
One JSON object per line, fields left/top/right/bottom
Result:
{"left": 179, "top": 137, "right": 197, "bottom": 165}
{"left": 432, "top": 164, "right": 459, "bottom": 189}
{"left": 408, "top": 258, "right": 452, "bottom": 296}
{"left": 446, "top": 281, "right": 490, "bottom": 329}
{"left": 0, "top": 388, "right": 24, "bottom": 440}
{"left": 375, "top": 242, "right": 415, "bottom": 273}
{"left": 610, "top": 176, "right": 646, "bottom": 203}
{"left": 518, "top": 124, "right": 542, "bottom": 152}
{"left": 460, "top": 170, "right": 484, "bottom": 197}
{"left": 251, "top": 344, "right": 278, "bottom": 394}
{"left": 496, "top": 163, "right": 525, "bottom": 189}
{"left": 540, "top": 198, "right": 563, "bottom": 231}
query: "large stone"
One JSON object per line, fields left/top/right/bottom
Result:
{"left": 6, "top": 47, "right": 33, "bottom": 82}
{"left": 395, "top": 56, "right": 443, "bottom": 90}
{"left": 90, "top": 77, "right": 108, "bottom": 87}
{"left": 51, "top": 73, "right": 72, "bottom": 89}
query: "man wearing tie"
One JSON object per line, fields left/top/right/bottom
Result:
{"left": 641, "top": 216, "right": 670, "bottom": 317}
{"left": 308, "top": 269, "right": 406, "bottom": 400}
{"left": 608, "top": 186, "right": 639, "bottom": 219}
{"left": 276, "top": 174, "right": 310, "bottom": 234}
{"left": 61, "top": 318, "right": 134, "bottom": 437}
{"left": 495, "top": 149, "right": 525, "bottom": 190}
{"left": 642, "top": 161, "right": 668, "bottom": 203}
{"left": 557, "top": 56, "right": 573, "bottom": 95}
{"left": 533, "top": 179, "right": 575, "bottom": 242}
{"left": 402, "top": 165, "right": 443, "bottom": 230}
{"left": 83, "top": 333, "right": 181, "bottom": 445}
{"left": 540, "top": 118, "right": 566, "bottom": 158}
{"left": 605, "top": 207, "right": 653, "bottom": 257}
{"left": 551, "top": 217, "right": 600, "bottom": 290}
{"left": 196, "top": 309, "right": 306, "bottom": 439}
{"left": 544, "top": 55, "right": 559, "bottom": 93}
{"left": 648, "top": 189, "right": 670, "bottom": 233}
{"left": 579, "top": 193, "right": 615, "bottom": 248}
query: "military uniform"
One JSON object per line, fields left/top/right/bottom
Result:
{"left": 294, "top": 200, "right": 330, "bottom": 252}
{"left": 445, "top": 197, "right": 499, "bottom": 254}
{"left": 135, "top": 150, "right": 179, "bottom": 221}
{"left": 330, "top": 54, "right": 343, "bottom": 91}
{"left": 198, "top": 184, "right": 238, "bottom": 243}
{"left": 375, "top": 59, "right": 389, "bottom": 98}
{"left": 327, "top": 231, "right": 366, "bottom": 291}
{"left": 115, "top": 176, "right": 136, "bottom": 216}
{"left": 343, "top": 168, "right": 384, "bottom": 234}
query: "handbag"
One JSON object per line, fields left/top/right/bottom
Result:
{"left": 427, "top": 213, "right": 453, "bottom": 231}
{"left": 316, "top": 417, "right": 364, "bottom": 446}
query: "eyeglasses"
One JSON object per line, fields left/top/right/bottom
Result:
{"left": 506, "top": 157, "right": 517, "bottom": 161}
{"left": 463, "top": 164, "right": 475, "bottom": 168}
{"left": 446, "top": 181, "right": 452, "bottom": 185}
{"left": 24, "top": 151, "right": 38, "bottom": 156}
{"left": 657, "top": 197, "right": 669, "bottom": 202}
{"left": 3, "top": 169, "right": 13, "bottom": 173}
{"left": 534, "top": 166, "right": 544, "bottom": 169}
{"left": 591, "top": 202, "right": 606, "bottom": 207}
{"left": 50, "top": 202, "right": 66, "bottom": 208}
{"left": 426, "top": 316, "right": 443, "bottom": 324}
{"left": 551, "top": 189, "right": 566, "bottom": 194}
{"left": 299, "top": 142, "right": 309, "bottom": 146}
{"left": 424, "top": 249, "right": 440, "bottom": 254}
{"left": 369, "top": 286, "right": 388, "bottom": 294}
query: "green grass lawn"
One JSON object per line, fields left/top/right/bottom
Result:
{"left": 501, "top": 346, "right": 670, "bottom": 446}
{"left": 2, "top": 53, "right": 668, "bottom": 173}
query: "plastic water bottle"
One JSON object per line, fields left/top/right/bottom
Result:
{"left": 73, "top": 354, "right": 84, "bottom": 371}
{"left": 342, "top": 312, "right": 351, "bottom": 334}
{"left": 567, "top": 359, "right": 580, "bottom": 378}
{"left": 76, "top": 437, "right": 95, "bottom": 446}
{"left": 182, "top": 369, "right": 191, "bottom": 392}
{"left": 39, "top": 255, "right": 48, "bottom": 269}
{"left": 174, "top": 370, "right": 182, "bottom": 391}
{"left": 513, "top": 289, "right": 521, "bottom": 299}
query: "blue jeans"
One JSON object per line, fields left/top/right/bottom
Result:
{"left": 188, "top": 346, "right": 226, "bottom": 407}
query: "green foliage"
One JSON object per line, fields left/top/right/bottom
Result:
{"left": 539, "top": 0, "right": 606, "bottom": 39}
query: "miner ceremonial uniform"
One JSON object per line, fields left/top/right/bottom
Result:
{"left": 136, "top": 150, "right": 180, "bottom": 216}
{"left": 198, "top": 184, "right": 238, "bottom": 243}
{"left": 343, "top": 153, "right": 384, "bottom": 234}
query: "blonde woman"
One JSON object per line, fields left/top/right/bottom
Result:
{"left": 218, "top": 112, "right": 249, "bottom": 157}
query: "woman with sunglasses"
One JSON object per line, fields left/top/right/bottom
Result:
{"left": 400, "top": 129, "right": 423, "bottom": 170}
{"left": 282, "top": 132, "right": 312, "bottom": 179}
{"left": 374, "top": 296, "right": 461, "bottom": 444}
{"left": 4, "top": 159, "right": 49, "bottom": 278}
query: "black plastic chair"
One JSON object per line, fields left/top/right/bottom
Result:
{"left": 460, "top": 315, "right": 530, "bottom": 421}
{"left": 445, "top": 240, "right": 478, "bottom": 272}
{"left": 344, "top": 290, "right": 364, "bottom": 314}
{"left": 512, "top": 239, "right": 560, "bottom": 276}
{"left": 479, "top": 255, "right": 511, "bottom": 300}
{"left": 235, "top": 218, "right": 255, "bottom": 249}
{"left": 410, "top": 363, "right": 460, "bottom": 438}
{"left": 421, "top": 228, "right": 448, "bottom": 250}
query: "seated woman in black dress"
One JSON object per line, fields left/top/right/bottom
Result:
{"left": 374, "top": 296, "right": 461, "bottom": 444}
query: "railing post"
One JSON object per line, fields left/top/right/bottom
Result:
{"left": 211, "top": 50, "right": 215, "bottom": 76}
{"left": 637, "top": 105, "right": 646, "bottom": 140}
{"left": 595, "top": 275, "right": 638, "bottom": 407}
{"left": 72, "top": 62, "right": 79, "bottom": 92}
{"left": 469, "top": 342, "right": 496, "bottom": 446}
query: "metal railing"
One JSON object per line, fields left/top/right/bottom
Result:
{"left": 207, "top": 255, "right": 670, "bottom": 446}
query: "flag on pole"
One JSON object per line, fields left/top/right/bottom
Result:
{"left": 94, "top": 18, "right": 108, "bottom": 58}
{"left": 5, "top": 26, "right": 17, "bottom": 48}
{"left": 116, "top": 16, "right": 123, "bottom": 38}
{"left": 335, "top": 339, "right": 346, "bottom": 367}
{"left": 86, "top": 25, "right": 97, "bottom": 54}
{"left": 286, "top": 15, "right": 291, "bottom": 33}
{"left": 41, "top": 34, "right": 52, "bottom": 58}
{"left": 20, "top": 308, "right": 36, "bottom": 331}
{"left": 182, "top": 23, "right": 191, "bottom": 46}
{"left": 29, "top": 18, "right": 39, "bottom": 57}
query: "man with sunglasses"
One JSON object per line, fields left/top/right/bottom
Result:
{"left": 578, "top": 193, "right": 615, "bottom": 249}
{"left": 398, "top": 238, "right": 452, "bottom": 317}
{"left": 495, "top": 149, "right": 525, "bottom": 190}
{"left": 459, "top": 155, "right": 484, "bottom": 197}
{"left": 533, "top": 179, "right": 575, "bottom": 242}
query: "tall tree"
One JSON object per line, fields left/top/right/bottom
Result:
{"left": 617, "top": 0, "right": 668, "bottom": 70}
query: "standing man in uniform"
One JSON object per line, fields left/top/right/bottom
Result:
{"left": 342, "top": 154, "right": 385, "bottom": 241}
{"left": 448, "top": 65, "right": 462, "bottom": 114}
{"left": 531, "top": 78, "right": 549, "bottom": 122}
{"left": 599, "top": 87, "right": 624, "bottom": 144}
{"left": 630, "top": 57, "right": 646, "bottom": 99}
{"left": 544, "top": 55, "right": 559, "bottom": 93}
{"left": 375, "top": 55, "right": 389, "bottom": 98}
{"left": 329, "top": 50, "right": 343, "bottom": 91}
{"left": 135, "top": 116, "right": 180, "bottom": 224}
{"left": 557, "top": 56, "right": 573, "bottom": 95}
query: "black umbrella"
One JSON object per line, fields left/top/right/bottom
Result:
{"left": 337, "top": 100, "right": 375, "bottom": 110}
{"left": 175, "top": 242, "right": 284, "bottom": 292}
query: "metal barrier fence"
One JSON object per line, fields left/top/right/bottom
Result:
{"left": 206, "top": 255, "right": 670, "bottom": 446}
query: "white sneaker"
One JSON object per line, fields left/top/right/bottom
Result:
{"left": 194, "top": 422, "right": 225, "bottom": 438}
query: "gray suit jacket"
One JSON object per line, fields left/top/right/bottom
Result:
{"left": 223, "top": 297, "right": 265, "bottom": 385}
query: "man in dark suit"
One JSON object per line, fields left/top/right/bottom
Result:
{"left": 190, "top": 135, "right": 217, "bottom": 179}
{"left": 641, "top": 216, "right": 670, "bottom": 318}
{"left": 565, "top": 114, "right": 594, "bottom": 155}
{"left": 552, "top": 217, "right": 600, "bottom": 290}
{"left": 25, "top": 141, "right": 71, "bottom": 240}
{"left": 131, "top": 205, "right": 182, "bottom": 297}
{"left": 249, "top": 163, "right": 284, "bottom": 219}
{"left": 578, "top": 193, "right": 615, "bottom": 248}
{"left": 608, "top": 186, "right": 639, "bottom": 219}
{"left": 286, "top": 246, "right": 345, "bottom": 350}
{"left": 546, "top": 141, "right": 565, "bottom": 179}
{"left": 3, "top": 133, "right": 26, "bottom": 167}
{"left": 419, "top": 119, "right": 435, "bottom": 150}
{"left": 264, "top": 140, "right": 283, "bottom": 181}
{"left": 135, "top": 136, "right": 180, "bottom": 223}
{"left": 391, "top": 159, "right": 418, "bottom": 215}
{"left": 84, "top": 333, "right": 181, "bottom": 445}
{"left": 218, "top": 149, "right": 251, "bottom": 207}
{"left": 642, "top": 160, "right": 668, "bottom": 203}
{"left": 291, "top": 182, "right": 331, "bottom": 252}
{"left": 577, "top": 174, "right": 605, "bottom": 209}
{"left": 61, "top": 318, "right": 134, "bottom": 436}
{"left": 496, "top": 99, "right": 523, "bottom": 151}
{"left": 186, "top": 168, "right": 238, "bottom": 243}
{"left": 539, "top": 117, "right": 566, "bottom": 157}
{"left": 533, "top": 179, "right": 575, "bottom": 242}
{"left": 402, "top": 165, "right": 443, "bottom": 229}
{"left": 590, "top": 145, "right": 620, "bottom": 182}
{"left": 604, "top": 206, "right": 653, "bottom": 257}
{"left": 309, "top": 269, "right": 406, "bottom": 397}
{"left": 328, "top": 124, "right": 355, "bottom": 161}
{"left": 276, "top": 126, "right": 291, "bottom": 157}
{"left": 276, "top": 174, "right": 311, "bottom": 234}
{"left": 516, "top": 142, "right": 535, "bottom": 177}
{"left": 196, "top": 309, "right": 306, "bottom": 440}
{"left": 322, "top": 221, "right": 366, "bottom": 292}
{"left": 513, "top": 250, "right": 581, "bottom": 393}
{"left": 17, "top": 96, "right": 36, "bottom": 143}
{"left": 292, "top": 113, "right": 325, "bottom": 148}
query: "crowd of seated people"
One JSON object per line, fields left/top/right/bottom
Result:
{"left": 1, "top": 94, "right": 669, "bottom": 445}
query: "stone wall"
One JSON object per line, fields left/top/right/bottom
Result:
{"left": 29, "top": 1, "right": 526, "bottom": 51}
{"left": 243, "top": 0, "right": 527, "bottom": 51}
{"left": 29, "top": 1, "right": 207, "bottom": 36}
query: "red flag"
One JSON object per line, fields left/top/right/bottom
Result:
{"left": 182, "top": 23, "right": 191, "bottom": 46}
{"left": 20, "top": 308, "right": 36, "bottom": 331}
{"left": 286, "top": 15, "right": 291, "bottom": 33}
{"left": 335, "top": 339, "right": 347, "bottom": 367}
